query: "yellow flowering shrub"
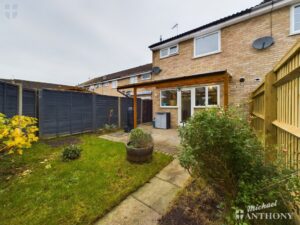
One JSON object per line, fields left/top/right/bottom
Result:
{"left": 0, "top": 113, "right": 39, "bottom": 155}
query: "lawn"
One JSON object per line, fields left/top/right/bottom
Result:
{"left": 0, "top": 134, "right": 172, "bottom": 225}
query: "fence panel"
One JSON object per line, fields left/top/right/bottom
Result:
{"left": 39, "top": 89, "right": 94, "bottom": 138}
{"left": 95, "top": 95, "right": 119, "bottom": 128}
{"left": 0, "top": 82, "right": 18, "bottom": 117}
{"left": 142, "top": 99, "right": 153, "bottom": 123}
{"left": 22, "top": 89, "right": 37, "bottom": 117}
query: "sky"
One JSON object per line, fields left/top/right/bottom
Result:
{"left": 0, "top": 0, "right": 262, "bottom": 85}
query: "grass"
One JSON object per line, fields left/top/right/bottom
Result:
{"left": 0, "top": 134, "right": 172, "bottom": 225}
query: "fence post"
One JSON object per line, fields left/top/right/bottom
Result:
{"left": 118, "top": 97, "right": 121, "bottom": 128}
{"left": 264, "top": 72, "right": 277, "bottom": 162}
{"left": 18, "top": 84, "right": 23, "bottom": 116}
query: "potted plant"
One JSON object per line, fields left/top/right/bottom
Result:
{"left": 126, "top": 128, "right": 153, "bottom": 163}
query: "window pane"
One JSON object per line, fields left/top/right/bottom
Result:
{"left": 160, "top": 48, "right": 168, "bottom": 58}
{"left": 141, "top": 73, "right": 151, "bottom": 80}
{"left": 161, "top": 90, "right": 177, "bottom": 106}
{"left": 195, "top": 32, "right": 219, "bottom": 56}
{"left": 195, "top": 87, "right": 206, "bottom": 106}
{"left": 112, "top": 81, "right": 118, "bottom": 88}
{"left": 169, "top": 46, "right": 178, "bottom": 55}
{"left": 208, "top": 86, "right": 218, "bottom": 105}
{"left": 295, "top": 6, "right": 300, "bottom": 31}
{"left": 130, "top": 76, "right": 137, "bottom": 84}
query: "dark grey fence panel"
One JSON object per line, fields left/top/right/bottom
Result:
{"left": 95, "top": 95, "right": 118, "bottom": 128}
{"left": 121, "top": 97, "right": 132, "bottom": 127}
{"left": 39, "top": 90, "right": 94, "bottom": 138}
{"left": 22, "top": 89, "right": 37, "bottom": 117}
{"left": 0, "top": 82, "right": 18, "bottom": 117}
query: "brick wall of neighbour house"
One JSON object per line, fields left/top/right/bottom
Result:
{"left": 93, "top": 75, "right": 153, "bottom": 99}
{"left": 151, "top": 6, "right": 300, "bottom": 128}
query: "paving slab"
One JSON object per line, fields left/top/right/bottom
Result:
{"left": 155, "top": 159, "right": 190, "bottom": 188}
{"left": 132, "top": 177, "right": 180, "bottom": 214}
{"left": 96, "top": 196, "right": 160, "bottom": 225}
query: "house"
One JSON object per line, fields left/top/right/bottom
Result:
{"left": 79, "top": 64, "right": 153, "bottom": 99}
{"left": 117, "top": 0, "right": 300, "bottom": 128}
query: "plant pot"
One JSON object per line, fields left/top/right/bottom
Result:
{"left": 126, "top": 142, "right": 153, "bottom": 163}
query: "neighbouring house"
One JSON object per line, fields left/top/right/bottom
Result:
{"left": 117, "top": 0, "right": 300, "bottom": 128}
{"left": 79, "top": 64, "right": 153, "bottom": 99}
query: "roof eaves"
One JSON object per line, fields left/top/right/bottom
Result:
{"left": 149, "top": 0, "right": 283, "bottom": 49}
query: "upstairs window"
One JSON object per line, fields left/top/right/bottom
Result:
{"left": 194, "top": 31, "right": 221, "bottom": 58}
{"left": 291, "top": 4, "right": 300, "bottom": 34}
{"left": 160, "top": 45, "right": 179, "bottom": 58}
{"left": 103, "top": 82, "right": 109, "bottom": 87}
{"left": 111, "top": 80, "right": 118, "bottom": 89}
{"left": 141, "top": 72, "right": 151, "bottom": 80}
{"left": 130, "top": 76, "right": 137, "bottom": 84}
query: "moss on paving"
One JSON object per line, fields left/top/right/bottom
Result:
{"left": 0, "top": 134, "right": 172, "bottom": 225}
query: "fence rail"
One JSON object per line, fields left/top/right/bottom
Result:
{"left": 0, "top": 81, "right": 151, "bottom": 138}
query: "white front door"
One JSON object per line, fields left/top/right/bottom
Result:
{"left": 178, "top": 88, "right": 195, "bottom": 125}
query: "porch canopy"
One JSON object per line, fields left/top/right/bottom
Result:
{"left": 117, "top": 70, "right": 231, "bottom": 128}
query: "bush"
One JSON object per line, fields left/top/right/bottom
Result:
{"left": 179, "top": 108, "right": 300, "bottom": 223}
{"left": 0, "top": 113, "right": 39, "bottom": 155}
{"left": 62, "top": 145, "right": 82, "bottom": 161}
{"left": 128, "top": 128, "right": 153, "bottom": 148}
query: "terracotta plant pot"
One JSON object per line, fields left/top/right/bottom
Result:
{"left": 126, "top": 142, "right": 153, "bottom": 163}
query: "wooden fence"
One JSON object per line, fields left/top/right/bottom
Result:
{"left": 251, "top": 42, "right": 300, "bottom": 170}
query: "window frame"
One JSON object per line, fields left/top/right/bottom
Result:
{"left": 290, "top": 3, "right": 300, "bottom": 35}
{"left": 141, "top": 72, "right": 152, "bottom": 80}
{"left": 194, "top": 85, "right": 220, "bottom": 108}
{"left": 111, "top": 80, "right": 118, "bottom": 89}
{"left": 129, "top": 76, "right": 137, "bottom": 84}
{"left": 160, "top": 89, "right": 178, "bottom": 108}
{"left": 160, "top": 44, "right": 179, "bottom": 59}
{"left": 103, "top": 82, "right": 109, "bottom": 87}
{"left": 194, "top": 31, "right": 221, "bottom": 58}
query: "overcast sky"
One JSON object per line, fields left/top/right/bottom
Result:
{"left": 0, "top": 0, "right": 262, "bottom": 85}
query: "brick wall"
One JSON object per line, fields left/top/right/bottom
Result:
{"left": 151, "top": 6, "right": 300, "bottom": 128}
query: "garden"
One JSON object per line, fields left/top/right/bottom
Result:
{"left": 160, "top": 108, "right": 300, "bottom": 225}
{"left": 0, "top": 114, "right": 172, "bottom": 225}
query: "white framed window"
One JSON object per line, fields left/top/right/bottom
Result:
{"left": 291, "top": 4, "right": 300, "bottom": 34}
{"left": 130, "top": 76, "right": 137, "bottom": 84}
{"left": 103, "top": 82, "right": 109, "bottom": 87}
{"left": 194, "top": 31, "right": 221, "bottom": 58}
{"left": 160, "top": 45, "right": 179, "bottom": 58}
{"left": 195, "top": 85, "right": 220, "bottom": 107}
{"left": 160, "top": 89, "right": 178, "bottom": 107}
{"left": 111, "top": 80, "right": 118, "bottom": 89}
{"left": 141, "top": 72, "right": 151, "bottom": 80}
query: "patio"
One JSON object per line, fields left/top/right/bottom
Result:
{"left": 100, "top": 124, "right": 180, "bottom": 155}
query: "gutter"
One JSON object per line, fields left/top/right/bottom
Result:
{"left": 150, "top": 0, "right": 297, "bottom": 50}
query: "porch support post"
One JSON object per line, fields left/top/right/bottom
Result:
{"left": 133, "top": 87, "right": 137, "bottom": 128}
{"left": 224, "top": 75, "right": 229, "bottom": 108}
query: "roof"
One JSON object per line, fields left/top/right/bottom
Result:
{"left": 118, "top": 70, "right": 229, "bottom": 89}
{"left": 80, "top": 63, "right": 152, "bottom": 87}
{"left": 0, "top": 79, "right": 86, "bottom": 92}
{"left": 149, "top": 0, "right": 280, "bottom": 49}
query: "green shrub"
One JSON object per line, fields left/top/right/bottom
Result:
{"left": 179, "top": 107, "right": 300, "bottom": 223}
{"left": 128, "top": 128, "right": 153, "bottom": 148}
{"left": 62, "top": 145, "right": 82, "bottom": 161}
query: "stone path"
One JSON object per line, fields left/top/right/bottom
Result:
{"left": 95, "top": 159, "right": 190, "bottom": 225}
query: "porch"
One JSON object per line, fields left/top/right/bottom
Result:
{"left": 117, "top": 70, "right": 231, "bottom": 128}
